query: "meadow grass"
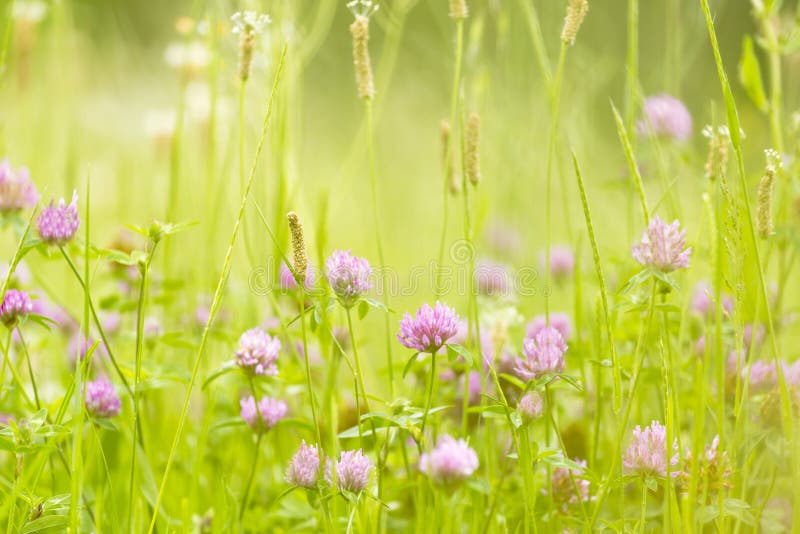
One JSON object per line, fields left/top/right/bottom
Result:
{"left": 1, "top": 0, "right": 800, "bottom": 532}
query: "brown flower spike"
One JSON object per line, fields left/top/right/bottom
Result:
{"left": 287, "top": 211, "right": 308, "bottom": 285}
{"left": 561, "top": 0, "right": 589, "bottom": 45}
{"left": 350, "top": 15, "right": 375, "bottom": 100}
{"left": 440, "top": 119, "right": 460, "bottom": 195}
{"left": 466, "top": 112, "right": 481, "bottom": 186}
{"left": 449, "top": 0, "right": 468, "bottom": 19}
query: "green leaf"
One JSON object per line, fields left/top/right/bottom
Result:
{"left": 652, "top": 270, "right": 680, "bottom": 292}
{"left": 446, "top": 343, "right": 474, "bottom": 368}
{"left": 402, "top": 352, "right": 422, "bottom": 378}
{"left": 92, "top": 417, "right": 119, "bottom": 432}
{"left": 158, "top": 332, "right": 198, "bottom": 350}
{"left": 21, "top": 515, "right": 69, "bottom": 533}
{"left": 499, "top": 373, "right": 526, "bottom": 391}
{"left": 0, "top": 434, "right": 15, "bottom": 451}
{"left": 270, "top": 486, "right": 298, "bottom": 509}
{"left": 610, "top": 101, "right": 649, "bottom": 223}
{"left": 406, "top": 404, "right": 450, "bottom": 423}
{"left": 337, "top": 424, "right": 383, "bottom": 439}
{"left": 541, "top": 451, "right": 583, "bottom": 472}
{"left": 202, "top": 361, "right": 238, "bottom": 390}
{"left": 782, "top": 28, "right": 800, "bottom": 55}
{"left": 26, "top": 313, "right": 57, "bottom": 330}
{"left": 620, "top": 269, "right": 651, "bottom": 295}
{"left": 480, "top": 404, "right": 510, "bottom": 421}
{"left": 134, "top": 441, "right": 174, "bottom": 524}
{"left": 276, "top": 418, "right": 315, "bottom": 431}
{"left": 465, "top": 478, "right": 491, "bottom": 495}
{"left": 360, "top": 412, "right": 402, "bottom": 428}
{"left": 722, "top": 498, "right": 755, "bottom": 526}
{"left": 738, "top": 35, "right": 768, "bottom": 113}
{"left": 358, "top": 300, "right": 369, "bottom": 320}
{"left": 20, "top": 238, "right": 45, "bottom": 257}
{"left": 157, "top": 220, "right": 199, "bottom": 237}
{"left": 552, "top": 373, "right": 583, "bottom": 392}
{"left": 363, "top": 297, "right": 393, "bottom": 313}
{"left": 209, "top": 417, "right": 247, "bottom": 434}
{"left": 100, "top": 249, "right": 140, "bottom": 266}
{"left": 509, "top": 410, "right": 522, "bottom": 429}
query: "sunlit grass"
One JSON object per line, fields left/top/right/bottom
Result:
{"left": 1, "top": 0, "right": 799, "bottom": 532}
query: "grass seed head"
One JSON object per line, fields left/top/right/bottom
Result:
{"left": 287, "top": 211, "right": 308, "bottom": 286}
{"left": 561, "top": 0, "right": 588, "bottom": 45}
{"left": 440, "top": 119, "right": 460, "bottom": 195}
{"left": 466, "top": 112, "right": 481, "bottom": 186}
{"left": 350, "top": 14, "right": 375, "bottom": 100}
{"left": 757, "top": 149, "right": 779, "bottom": 239}
{"left": 231, "top": 11, "right": 271, "bottom": 82}
{"left": 449, "top": 0, "right": 468, "bottom": 19}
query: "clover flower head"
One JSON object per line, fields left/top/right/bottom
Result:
{"left": 622, "top": 420, "right": 679, "bottom": 477}
{"left": 639, "top": 94, "right": 693, "bottom": 142}
{"left": 240, "top": 395, "right": 288, "bottom": 432}
{"left": 331, "top": 449, "right": 373, "bottom": 492}
{"left": 0, "top": 159, "right": 38, "bottom": 212}
{"left": 325, "top": 250, "right": 372, "bottom": 308}
{"left": 235, "top": 328, "right": 280, "bottom": 376}
{"left": 397, "top": 301, "right": 460, "bottom": 353}
{"left": 550, "top": 458, "right": 591, "bottom": 512}
{"left": 419, "top": 435, "right": 479, "bottom": 485}
{"left": 526, "top": 313, "right": 571, "bottom": 341}
{"left": 518, "top": 391, "right": 544, "bottom": 421}
{"left": 286, "top": 441, "right": 323, "bottom": 488}
{"left": 0, "top": 289, "right": 33, "bottom": 327}
{"left": 631, "top": 216, "right": 691, "bottom": 272}
{"left": 85, "top": 378, "right": 122, "bottom": 418}
{"left": 515, "top": 326, "right": 567, "bottom": 380}
{"left": 36, "top": 191, "right": 80, "bottom": 245}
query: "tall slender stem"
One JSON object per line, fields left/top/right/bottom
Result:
{"left": 239, "top": 79, "right": 259, "bottom": 266}
{"left": 544, "top": 43, "right": 567, "bottom": 321}
{"left": 639, "top": 483, "right": 648, "bottom": 534}
{"left": 519, "top": 425, "right": 535, "bottom": 534}
{"left": 590, "top": 280, "right": 658, "bottom": 527}
{"left": 436, "top": 18, "right": 464, "bottom": 296}
{"left": 345, "top": 309, "right": 367, "bottom": 445}
{"left": 760, "top": 13, "right": 785, "bottom": 156}
{"left": 0, "top": 329, "right": 11, "bottom": 395}
{"left": 365, "top": 100, "right": 394, "bottom": 398}
{"left": 421, "top": 351, "right": 436, "bottom": 439}
{"left": 240, "top": 379, "right": 264, "bottom": 522}
{"left": 625, "top": 0, "right": 639, "bottom": 134}
{"left": 347, "top": 308, "right": 382, "bottom": 525}
{"left": 15, "top": 329, "right": 39, "bottom": 409}
{"left": 163, "top": 80, "right": 186, "bottom": 270}
{"left": 1, "top": 329, "right": 34, "bottom": 408}
{"left": 345, "top": 307, "right": 383, "bottom": 523}
{"left": 6, "top": 455, "right": 18, "bottom": 534}
{"left": 69, "top": 179, "right": 91, "bottom": 533}
{"left": 128, "top": 241, "right": 157, "bottom": 530}
{"left": 660, "top": 305, "right": 676, "bottom": 533}
{"left": 147, "top": 46, "right": 287, "bottom": 533}
{"left": 571, "top": 154, "right": 622, "bottom": 412}
{"left": 698, "top": 6, "right": 797, "bottom": 524}
{"left": 0, "top": 0, "right": 15, "bottom": 91}
{"left": 59, "top": 247, "right": 141, "bottom": 446}
{"left": 300, "top": 289, "right": 322, "bottom": 447}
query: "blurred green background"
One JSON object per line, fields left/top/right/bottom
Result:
{"left": 0, "top": 0, "right": 795, "bottom": 313}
